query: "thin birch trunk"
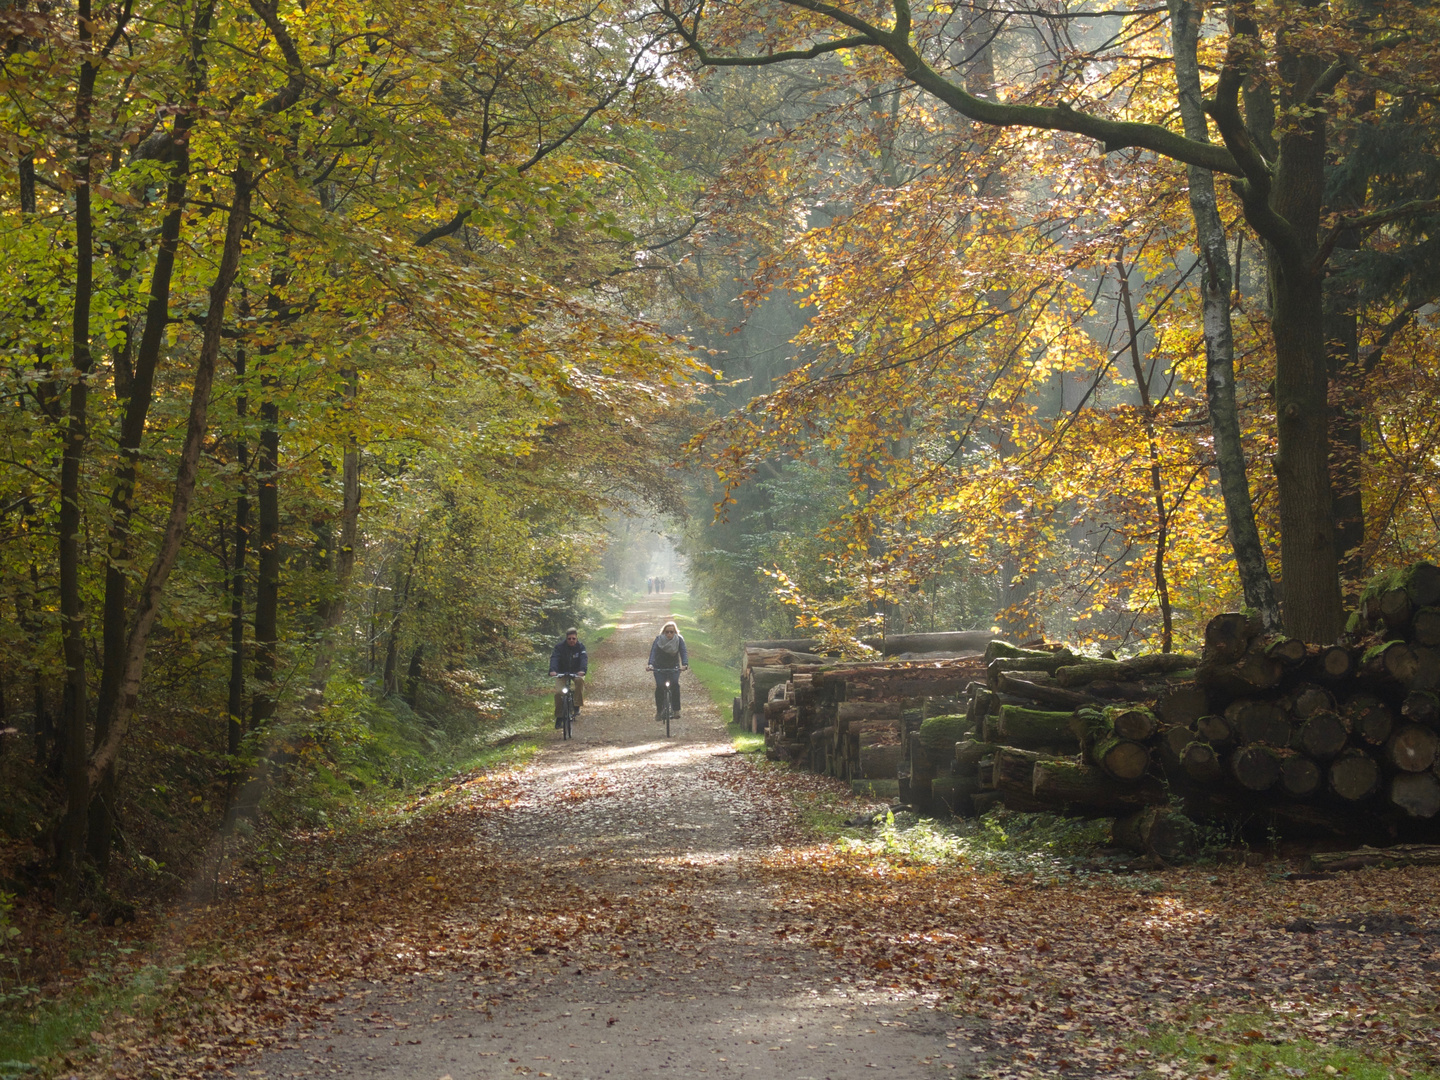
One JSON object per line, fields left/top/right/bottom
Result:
{"left": 1168, "top": 0, "right": 1281, "bottom": 630}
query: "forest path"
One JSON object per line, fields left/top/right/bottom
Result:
{"left": 246, "top": 594, "right": 972, "bottom": 1079}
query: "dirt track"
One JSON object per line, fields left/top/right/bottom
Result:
{"left": 249, "top": 594, "right": 973, "bottom": 1079}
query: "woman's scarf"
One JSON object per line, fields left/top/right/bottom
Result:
{"left": 655, "top": 623, "right": 681, "bottom": 658}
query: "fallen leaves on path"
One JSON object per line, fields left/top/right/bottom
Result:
{"left": 756, "top": 843, "right": 1440, "bottom": 1078}
{"left": 61, "top": 749, "right": 1440, "bottom": 1080}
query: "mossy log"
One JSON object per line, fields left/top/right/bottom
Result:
{"left": 1090, "top": 735, "right": 1150, "bottom": 781}
{"left": 1362, "top": 640, "right": 1420, "bottom": 685}
{"left": 1329, "top": 749, "right": 1382, "bottom": 801}
{"left": 983, "top": 641, "right": 1075, "bottom": 664}
{"left": 858, "top": 743, "right": 902, "bottom": 780}
{"left": 966, "top": 687, "right": 997, "bottom": 727}
{"left": 837, "top": 701, "right": 903, "bottom": 726}
{"left": 986, "top": 655, "right": 1075, "bottom": 689}
{"left": 1316, "top": 644, "right": 1358, "bottom": 683}
{"left": 995, "top": 705, "right": 1079, "bottom": 748}
{"left": 1378, "top": 588, "right": 1414, "bottom": 635}
{"left": 917, "top": 714, "right": 971, "bottom": 756}
{"left": 1157, "top": 726, "right": 1195, "bottom": 770}
{"left": 992, "top": 747, "right": 1045, "bottom": 792}
{"left": 1308, "top": 842, "right": 1440, "bottom": 872}
{"left": 1055, "top": 653, "right": 1198, "bottom": 688}
{"left": 995, "top": 670, "right": 1097, "bottom": 709}
{"left": 1413, "top": 646, "right": 1440, "bottom": 691}
{"left": 1389, "top": 772, "right": 1440, "bottom": 819}
{"left": 1106, "top": 705, "right": 1158, "bottom": 741}
{"left": 1264, "top": 636, "right": 1308, "bottom": 666}
{"left": 930, "top": 775, "right": 983, "bottom": 816}
{"left": 1031, "top": 759, "right": 1166, "bottom": 809}
{"left": 1386, "top": 724, "right": 1439, "bottom": 773}
{"left": 1376, "top": 562, "right": 1440, "bottom": 609}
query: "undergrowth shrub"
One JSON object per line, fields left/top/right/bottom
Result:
{"left": 842, "top": 808, "right": 1113, "bottom": 876}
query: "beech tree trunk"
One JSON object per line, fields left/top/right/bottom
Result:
{"left": 87, "top": 163, "right": 255, "bottom": 786}
{"left": 56, "top": 18, "right": 100, "bottom": 905}
{"left": 383, "top": 536, "right": 422, "bottom": 696}
{"left": 227, "top": 339, "right": 250, "bottom": 756}
{"left": 249, "top": 390, "right": 281, "bottom": 732}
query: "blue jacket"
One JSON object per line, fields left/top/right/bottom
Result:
{"left": 549, "top": 638, "right": 587, "bottom": 675}
{"left": 648, "top": 634, "right": 688, "bottom": 670}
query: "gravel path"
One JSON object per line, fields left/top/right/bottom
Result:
{"left": 252, "top": 595, "right": 974, "bottom": 1079}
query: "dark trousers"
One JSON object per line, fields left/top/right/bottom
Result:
{"left": 652, "top": 669, "right": 681, "bottom": 715}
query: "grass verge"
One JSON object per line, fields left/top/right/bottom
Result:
{"left": 0, "top": 959, "right": 172, "bottom": 1075}
{"left": 1135, "top": 1011, "right": 1435, "bottom": 1080}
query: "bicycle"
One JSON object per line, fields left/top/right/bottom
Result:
{"left": 659, "top": 676, "right": 674, "bottom": 737}
{"left": 556, "top": 673, "right": 579, "bottom": 740}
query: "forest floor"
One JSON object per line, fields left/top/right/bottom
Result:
{"left": 47, "top": 595, "right": 1440, "bottom": 1080}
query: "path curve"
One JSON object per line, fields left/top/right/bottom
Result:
{"left": 254, "top": 595, "right": 972, "bottom": 1079}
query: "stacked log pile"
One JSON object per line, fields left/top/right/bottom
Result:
{"left": 737, "top": 631, "right": 996, "bottom": 734}
{"left": 747, "top": 563, "right": 1440, "bottom": 849}
{"left": 1164, "top": 563, "right": 1440, "bottom": 835}
{"left": 757, "top": 654, "right": 988, "bottom": 793}
{"left": 936, "top": 642, "right": 1194, "bottom": 820}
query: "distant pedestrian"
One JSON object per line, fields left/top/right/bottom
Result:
{"left": 646, "top": 577, "right": 652, "bottom": 594}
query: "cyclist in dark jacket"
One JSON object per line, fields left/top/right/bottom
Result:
{"left": 645, "top": 620, "right": 688, "bottom": 720}
{"left": 549, "top": 628, "right": 587, "bottom": 725}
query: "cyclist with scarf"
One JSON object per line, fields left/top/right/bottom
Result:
{"left": 645, "top": 620, "right": 688, "bottom": 721}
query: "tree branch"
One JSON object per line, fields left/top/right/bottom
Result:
{"left": 658, "top": 0, "right": 1242, "bottom": 175}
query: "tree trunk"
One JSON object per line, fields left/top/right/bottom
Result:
{"left": 56, "top": 18, "right": 100, "bottom": 905}
{"left": 383, "top": 536, "right": 422, "bottom": 696}
{"left": 308, "top": 368, "right": 361, "bottom": 693}
{"left": 1116, "top": 249, "right": 1174, "bottom": 650}
{"left": 87, "top": 163, "right": 255, "bottom": 785}
{"left": 249, "top": 390, "right": 281, "bottom": 732}
{"left": 227, "top": 339, "right": 250, "bottom": 756}
{"left": 1168, "top": 0, "right": 1280, "bottom": 629}
{"left": 1264, "top": 41, "right": 1343, "bottom": 642}
{"left": 403, "top": 643, "right": 424, "bottom": 707}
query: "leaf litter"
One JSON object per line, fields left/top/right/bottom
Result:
{"left": 45, "top": 625, "right": 1440, "bottom": 1080}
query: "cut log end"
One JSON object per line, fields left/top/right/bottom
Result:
{"left": 1329, "top": 751, "right": 1382, "bottom": 802}
{"left": 1231, "top": 745, "right": 1281, "bottom": 792}
{"left": 1387, "top": 724, "right": 1439, "bottom": 773}
{"left": 1389, "top": 772, "right": 1440, "bottom": 819}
